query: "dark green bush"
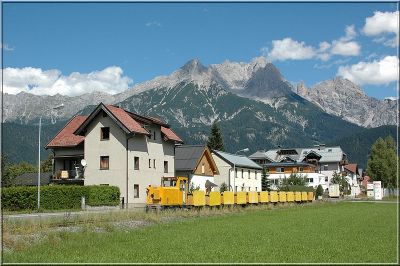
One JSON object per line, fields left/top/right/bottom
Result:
{"left": 315, "top": 185, "right": 324, "bottom": 198}
{"left": 86, "top": 185, "right": 120, "bottom": 206}
{"left": 1, "top": 185, "right": 120, "bottom": 211}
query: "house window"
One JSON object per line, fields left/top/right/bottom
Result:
{"left": 325, "top": 176, "right": 329, "bottom": 182}
{"left": 102, "top": 111, "right": 108, "bottom": 117}
{"left": 149, "top": 159, "right": 151, "bottom": 168}
{"left": 100, "top": 184, "right": 109, "bottom": 186}
{"left": 134, "top": 184, "right": 139, "bottom": 198}
{"left": 134, "top": 157, "right": 139, "bottom": 170}
{"left": 299, "top": 167, "right": 304, "bottom": 172}
{"left": 164, "top": 161, "right": 168, "bottom": 173}
{"left": 255, "top": 187, "right": 258, "bottom": 191}
{"left": 235, "top": 168, "right": 237, "bottom": 178}
{"left": 101, "top": 127, "right": 110, "bottom": 140}
{"left": 328, "top": 149, "right": 332, "bottom": 152}
{"left": 323, "top": 165, "right": 328, "bottom": 171}
{"left": 248, "top": 187, "right": 251, "bottom": 191}
{"left": 241, "top": 186, "right": 244, "bottom": 191}
{"left": 235, "top": 186, "right": 238, "bottom": 192}
{"left": 153, "top": 131, "right": 156, "bottom": 140}
{"left": 276, "top": 167, "right": 284, "bottom": 173}
{"left": 241, "top": 169, "right": 244, "bottom": 178}
{"left": 201, "top": 163, "right": 205, "bottom": 174}
{"left": 307, "top": 178, "right": 314, "bottom": 183}
{"left": 153, "top": 159, "right": 156, "bottom": 169}
{"left": 100, "top": 156, "right": 109, "bottom": 170}
{"left": 255, "top": 171, "right": 258, "bottom": 180}
{"left": 248, "top": 170, "right": 251, "bottom": 179}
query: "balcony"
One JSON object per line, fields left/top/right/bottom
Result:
{"left": 51, "top": 170, "right": 84, "bottom": 185}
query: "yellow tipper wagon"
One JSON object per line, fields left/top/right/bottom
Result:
{"left": 259, "top": 191, "right": 269, "bottom": 203}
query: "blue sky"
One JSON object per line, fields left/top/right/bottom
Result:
{"left": 2, "top": 2, "right": 399, "bottom": 99}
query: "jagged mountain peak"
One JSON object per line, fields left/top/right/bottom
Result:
{"left": 180, "top": 58, "right": 208, "bottom": 74}
{"left": 296, "top": 77, "right": 397, "bottom": 127}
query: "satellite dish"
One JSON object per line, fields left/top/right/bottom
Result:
{"left": 81, "top": 159, "right": 87, "bottom": 167}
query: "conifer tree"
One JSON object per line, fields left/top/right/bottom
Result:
{"left": 207, "top": 121, "right": 225, "bottom": 151}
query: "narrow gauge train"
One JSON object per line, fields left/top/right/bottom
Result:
{"left": 146, "top": 176, "right": 313, "bottom": 211}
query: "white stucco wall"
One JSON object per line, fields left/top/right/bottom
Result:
{"left": 212, "top": 154, "right": 262, "bottom": 192}
{"left": 83, "top": 114, "right": 175, "bottom": 207}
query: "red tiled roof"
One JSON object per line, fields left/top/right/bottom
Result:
{"left": 105, "top": 105, "right": 149, "bottom": 135}
{"left": 344, "top": 163, "right": 358, "bottom": 174}
{"left": 46, "top": 116, "right": 87, "bottom": 148}
{"left": 161, "top": 126, "right": 183, "bottom": 143}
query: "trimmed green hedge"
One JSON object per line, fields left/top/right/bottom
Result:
{"left": 279, "top": 185, "right": 315, "bottom": 192}
{"left": 1, "top": 185, "right": 120, "bottom": 211}
{"left": 86, "top": 185, "right": 120, "bottom": 206}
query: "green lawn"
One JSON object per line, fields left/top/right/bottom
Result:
{"left": 3, "top": 202, "right": 398, "bottom": 263}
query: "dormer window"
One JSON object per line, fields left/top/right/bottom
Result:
{"left": 101, "top": 127, "right": 110, "bottom": 140}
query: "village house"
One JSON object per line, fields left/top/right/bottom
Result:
{"left": 211, "top": 150, "right": 262, "bottom": 192}
{"left": 343, "top": 163, "right": 361, "bottom": 196}
{"left": 175, "top": 145, "right": 219, "bottom": 191}
{"left": 249, "top": 145, "right": 348, "bottom": 191}
{"left": 45, "top": 103, "right": 183, "bottom": 208}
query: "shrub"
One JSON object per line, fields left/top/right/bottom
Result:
{"left": 315, "top": 185, "right": 323, "bottom": 198}
{"left": 219, "top": 182, "right": 228, "bottom": 193}
{"left": 1, "top": 185, "right": 120, "bottom": 211}
{"left": 86, "top": 185, "right": 120, "bottom": 206}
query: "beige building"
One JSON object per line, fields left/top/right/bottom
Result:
{"left": 46, "top": 103, "right": 183, "bottom": 207}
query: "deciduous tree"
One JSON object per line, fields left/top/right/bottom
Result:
{"left": 366, "top": 136, "right": 398, "bottom": 190}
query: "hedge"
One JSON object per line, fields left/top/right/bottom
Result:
{"left": 1, "top": 185, "right": 120, "bottom": 211}
{"left": 279, "top": 185, "right": 315, "bottom": 192}
{"left": 86, "top": 185, "right": 120, "bottom": 206}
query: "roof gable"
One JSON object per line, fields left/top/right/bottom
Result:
{"left": 161, "top": 126, "right": 183, "bottom": 143}
{"left": 75, "top": 103, "right": 149, "bottom": 135}
{"left": 175, "top": 145, "right": 219, "bottom": 174}
{"left": 213, "top": 150, "right": 263, "bottom": 170}
{"left": 45, "top": 116, "right": 87, "bottom": 149}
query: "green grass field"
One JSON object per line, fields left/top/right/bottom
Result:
{"left": 3, "top": 202, "right": 398, "bottom": 263}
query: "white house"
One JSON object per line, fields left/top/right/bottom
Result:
{"left": 250, "top": 145, "right": 348, "bottom": 191}
{"left": 46, "top": 103, "right": 183, "bottom": 208}
{"left": 211, "top": 150, "right": 262, "bottom": 192}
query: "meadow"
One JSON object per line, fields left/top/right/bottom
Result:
{"left": 2, "top": 201, "right": 398, "bottom": 263}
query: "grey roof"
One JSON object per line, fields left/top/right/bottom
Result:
{"left": 250, "top": 146, "right": 345, "bottom": 164}
{"left": 12, "top": 172, "right": 52, "bottom": 186}
{"left": 213, "top": 150, "right": 263, "bottom": 170}
{"left": 175, "top": 145, "right": 206, "bottom": 171}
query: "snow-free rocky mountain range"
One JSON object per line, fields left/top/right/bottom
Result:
{"left": 3, "top": 56, "right": 397, "bottom": 128}
{"left": 2, "top": 57, "right": 398, "bottom": 166}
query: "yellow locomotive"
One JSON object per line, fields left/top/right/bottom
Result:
{"left": 146, "top": 176, "right": 314, "bottom": 210}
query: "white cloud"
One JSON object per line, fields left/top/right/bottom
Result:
{"left": 331, "top": 41, "right": 361, "bottom": 56}
{"left": 363, "top": 11, "right": 399, "bottom": 36}
{"left": 337, "top": 56, "right": 399, "bottom": 85}
{"left": 265, "top": 38, "right": 316, "bottom": 61}
{"left": 3, "top": 66, "right": 133, "bottom": 96}
{"left": 145, "top": 21, "right": 162, "bottom": 27}
{"left": 263, "top": 25, "right": 361, "bottom": 62}
{"left": 362, "top": 11, "right": 399, "bottom": 47}
{"left": 1, "top": 43, "right": 14, "bottom": 51}
{"left": 330, "top": 24, "right": 361, "bottom": 56}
